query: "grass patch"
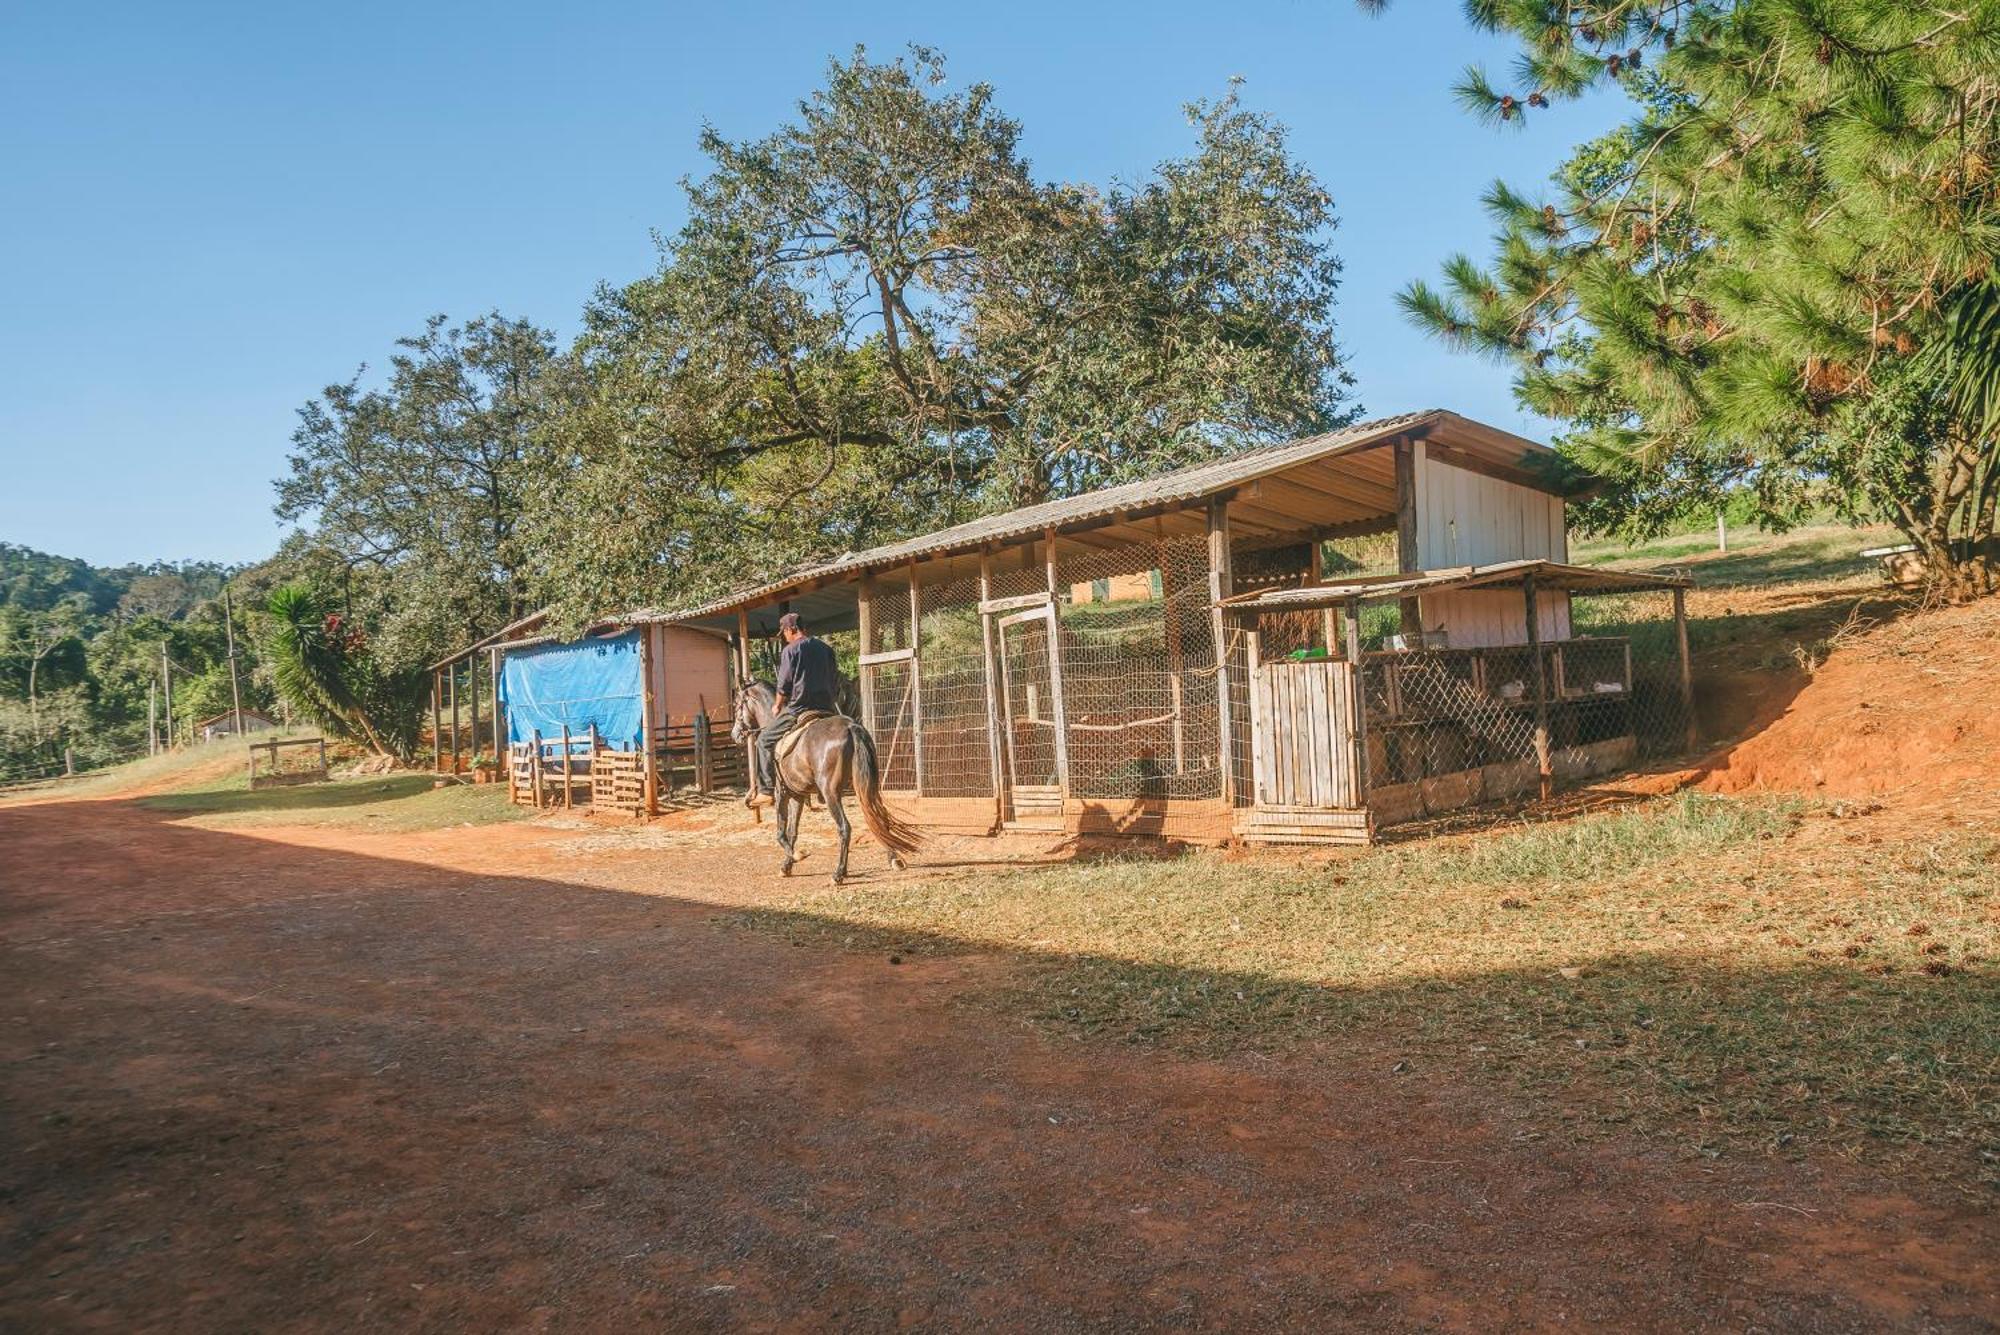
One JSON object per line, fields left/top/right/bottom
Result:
{"left": 1573, "top": 521, "right": 1899, "bottom": 590}
{"left": 135, "top": 772, "right": 524, "bottom": 832}
{"left": 742, "top": 794, "right": 2000, "bottom": 1177}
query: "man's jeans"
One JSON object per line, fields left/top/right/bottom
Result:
{"left": 757, "top": 709, "right": 804, "bottom": 794}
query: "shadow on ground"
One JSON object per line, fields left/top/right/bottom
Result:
{"left": 2, "top": 794, "right": 1995, "bottom": 1330}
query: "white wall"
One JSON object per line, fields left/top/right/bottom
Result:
{"left": 1412, "top": 446, "right": 1571, "bottom": 647}
{"left": 1412, "top": 445, "right": 1568, "bottom": 568}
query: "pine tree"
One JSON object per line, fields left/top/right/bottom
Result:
{"left": 1386, "top": 0, "right": 2000, "bottom": 597}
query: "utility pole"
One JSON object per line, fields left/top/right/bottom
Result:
{"left": 222, "top": 587, "right": 245, "bottom": 738}
{"left": 1716, "top": 509, "right": 1728, "bottom": 553}
{"left": 148, "top": 678, "right": 158, "bottom": 755}
{"left": 161, "top": 643, "right": 173, "bottom": 750}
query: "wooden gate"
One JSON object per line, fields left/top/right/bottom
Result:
{"left": 1241, "top": 658, "right": 1370, "bottom": 844}
{"left": 990, "top": 602, "right": 1068, "bottom": 828}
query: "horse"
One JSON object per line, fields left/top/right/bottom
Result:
{"left": 731, "top": 680, "right": 922, "bottom": 884}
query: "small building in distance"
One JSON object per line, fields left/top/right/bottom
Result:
{"left": 197, "top": 709, "right": 278, "bottom": 743}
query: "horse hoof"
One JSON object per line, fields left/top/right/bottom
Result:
{"left": 830, "top": 874, "right": 845, "bottom": 887}
{"left": 780, "top": 861, "right": 793, "bottom": 878}
{"left": 889, "top": 856, "right": 906, "bottom": 871}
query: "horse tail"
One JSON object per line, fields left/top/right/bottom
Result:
{"left": 849, "top": 722, "right": 923, "bottom": 859}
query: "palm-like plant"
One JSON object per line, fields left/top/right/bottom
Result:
{"left": 264, "top": 584, "right": 393, "bottom": 756}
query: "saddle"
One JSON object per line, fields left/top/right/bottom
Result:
{"left": 774, "top": 709, "right": 839, "bottom": 763}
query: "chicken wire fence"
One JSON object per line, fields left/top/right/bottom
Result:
{"left": 1344, "top": 587, "right": 1690, "bottom": 816}
{"left": 808, "top": 542, "right": 1688, "bottom": 835}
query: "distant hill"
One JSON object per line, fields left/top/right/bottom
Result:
{"left": 0, "top": 543, "right": 234, "bottom": 619}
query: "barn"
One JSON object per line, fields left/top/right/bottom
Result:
{"left": 668, "top": 409, "right": 1696, "bottom": 844}
{"left": 429, "top": 613, "right": 741, "bottom": 813}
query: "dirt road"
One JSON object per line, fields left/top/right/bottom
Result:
{"left": 3, "top": 794, "right": 1994, "bottom": 1331}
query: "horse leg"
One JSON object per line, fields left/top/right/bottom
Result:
{"left": 824, "top": 764, "right": 852, "bottom": 886}
{"left": 783, "top": 788, "right": 807, "bottom": 871}
{"left": 775, "top": 789, "right": 796, "bottom": 876}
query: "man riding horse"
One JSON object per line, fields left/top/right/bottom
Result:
{"left": 755, "top": 612, "right": 838, "bottom": 801}
{"left": 733, "top": 613, "right": 921, "bottom": 883}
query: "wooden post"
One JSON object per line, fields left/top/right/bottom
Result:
{"left": 148, "top": 678, "right": 157, "bottom": 755}
{"left": 490, "top": 648, "right": 504, "bottom": 765}
{"left": 469, "top": 649, "right": 481, "bottom": 770}
{"left": 1346, "top": 596, "right": 1370, "bottom": 795}
{"left": 639, "top": 627, "right": 660, "bottom": 816}
{"left": 222, "top": 587, "right": 245, "bottom": 740}
{"left": 1394, "top": 438, "right": 1422, "bottom": 635}
{"left": 977, "top": 546, "right": 1006, "bottom": 828}
{"left": 1525, "top": 574, "right": 1552, "bottom": 800}
{"left": 1309, "top": 532, "right": 1337, "bottom": 653}
{"left": 1207, "top": 497, "right": 1236, "bottom": 802}
{"left": 560, "top": 723, "right": 574, "bottom": 810}
{"left": 1243, "top": 616, "right": 1261, "bottom": 806}
{"left": 430, "top": 672, "right": 441, "bottom": 772}
{"left": 1673, "top": 586, "right": 1696, "bottom": 751}
{"left": 1042, "top": 530, "right": 1071, "bottom": 796}
{"left": 735, "top": 607, "right": 759, "bottom": 820}
{"left": 908, "top": 559, "right": 926, "bottom": 794}
{"left": 64, "top": 746, "right": 74, "bottom": 777}
{"left": 449, "top": 665, "right": 461, "bottom": 774}
{"left": 530, "top": 728, "right": 544, "bottom": 809}
{"left": 857, "top": 575, "right": 878, "bottom": 731}
{"left": 317, "top": 737, "right": 327, "bottom": 780}
{"left": 161, "top": 644, "right": 173, "bottom": 749}
{"left": 694, "top": 711, "right": 711, "bottom": 793}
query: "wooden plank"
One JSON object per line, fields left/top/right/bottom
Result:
{"left": 858, "top": 647, "right": 917, "bottom": 667}
{"left": 1525, "top": 573, "right": 1552, "bottom": 799}
{"left": 1042, "top": 532, "right": 1071, "bottom": 798}
{"left": 1674, "top": 586, "right": 1696, "bottom": 751}
{"left": 1207, "top": 496, "right": 1235, "bottom": 803}
{"left": 978, "top": 591, "right": 1053, "bottom": 615}
{"left": 977, "top": 546, "right": 1006, "bottom": 827}
{"left": 1394, "top": 438, "right": 1421, "bottom": 633}
{"left": 639, "top": 626, "right": 660, "bottom": 816}
{"left": 908, "top": 559, "right": 926, "bottom": 794}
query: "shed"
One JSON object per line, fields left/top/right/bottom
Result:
{"left": 667, "top": 408, "right": 1698, "bottom": 843}
{"left": 429, "top": 615, "right": 739, "bottom": 813}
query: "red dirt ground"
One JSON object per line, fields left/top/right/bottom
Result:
{"left": 4, "top": 779, "right": 1997, "bottom": 1331}
{"left": 1698, "top": 595, "right": 2000, "bottom": 817}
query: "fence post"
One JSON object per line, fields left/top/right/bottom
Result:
{"left": 64, "top": 746, "right": 73, "bottom": 777}
{"left": 694, "top": 711, "right": 712, "bottom": 793}
{"left": 1673, "top": 586, "right": 1696, "bottom": 752}
{"left": 1525, "top": 574, "right": 1552, "bottom": 801}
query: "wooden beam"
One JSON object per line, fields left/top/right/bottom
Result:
{"left": 1394, "top": 438, "right": 1422, "bottom": 634}
{"left": 1345, "top": 596, "right": 1370, "bottom": 794}
{"left": 639, "top": 626, "right": 660, "bottom": 816}
{"left": 1042, "top": 529, "right": 1070, "bottom": 796}
{"left": 908, "top": 560, "right": 925, "bottom": 794}
{"left": 857, "top": 574, "right": 878, "bottom": 733}
{"left": 1674, "top": 586, "right": 1696, "bottom": 752}
{"left": 1207, "top": 496, "right": 1236, "bottom": 804}
{"left": 978, "top": 545, "right": 1005, "bottom": 829}
{"left": 1525, "top": 573, "right": 1552, "bottom": 801}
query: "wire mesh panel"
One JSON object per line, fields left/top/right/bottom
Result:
{"left": 1358, "top": 586, "right": 1693, "bottom": 826}
{"left": 860, "top": 574, "right": 918, "bottom": 791}
{"left": 1055, "top": 535, "right": 1226, "bottom": 807}
{"left": 916, "top": 569, "right": 994, "bottom": 798}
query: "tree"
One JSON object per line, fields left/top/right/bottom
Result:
{"left": 1381, "top": 0, "right": 2000, "bottom": 597}
{"left": 520, "top": 48, "right": 1356, "bottom": 624}
{"left": 262, "top": 584, "right": 423, "bottom": 759}
{"left": 277, "top": 312, "right": 556, "bottom": 667}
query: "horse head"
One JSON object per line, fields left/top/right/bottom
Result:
{"left": 730, "top": 678, "right": 770, "bottom": 744}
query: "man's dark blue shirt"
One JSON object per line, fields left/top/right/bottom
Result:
{"left": 775, "top": 636, "right": 839, "bottom": 713}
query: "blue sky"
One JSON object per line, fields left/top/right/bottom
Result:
{"left": 0, "top": 1, "right": 1620, "bottom": 567}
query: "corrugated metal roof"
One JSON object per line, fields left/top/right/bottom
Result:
{"left": 671, "top": 408, "right": 1458, "bottom": 620}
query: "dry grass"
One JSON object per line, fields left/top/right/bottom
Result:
{"left": 747, "top": 793, "right": 2000, "bottom": 1177}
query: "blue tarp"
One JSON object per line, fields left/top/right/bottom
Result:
{"left": 499, "top": 631, "right": 644, "bottom": 750}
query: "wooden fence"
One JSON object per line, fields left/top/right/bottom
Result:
{"left": 506, "top": 712, "right": 745, "bottom": 814}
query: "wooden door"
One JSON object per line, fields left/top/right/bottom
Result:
{"left": 1249, "top": 659, "right": 1362, "bottom": 809}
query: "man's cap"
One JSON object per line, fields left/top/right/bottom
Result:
{"left": 777, "top": 612, "right": 802, "bottom": 633}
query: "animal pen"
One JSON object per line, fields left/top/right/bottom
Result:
{"left": 670, "top": 410, "right": 1698, "bottom": 844}
{"left": 429, "top": 614, "right": 743, "bottom": 815}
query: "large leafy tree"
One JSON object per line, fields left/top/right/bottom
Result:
{"left": 521, "top": 48, "right": 1357, "bottom": 623}
{"left": 1384, "top": 0, "right": 2000, "bottom": 597}
{"left": 277, "top": 312, "right": 556, "bottom": 666}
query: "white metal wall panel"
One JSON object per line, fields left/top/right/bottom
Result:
{"left": 1413, "top": 447, "right": 1568, "bottom": 569}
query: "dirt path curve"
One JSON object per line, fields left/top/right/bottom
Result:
{"left": 2, "top": 796, "right": 1994, "bottom": 1331}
